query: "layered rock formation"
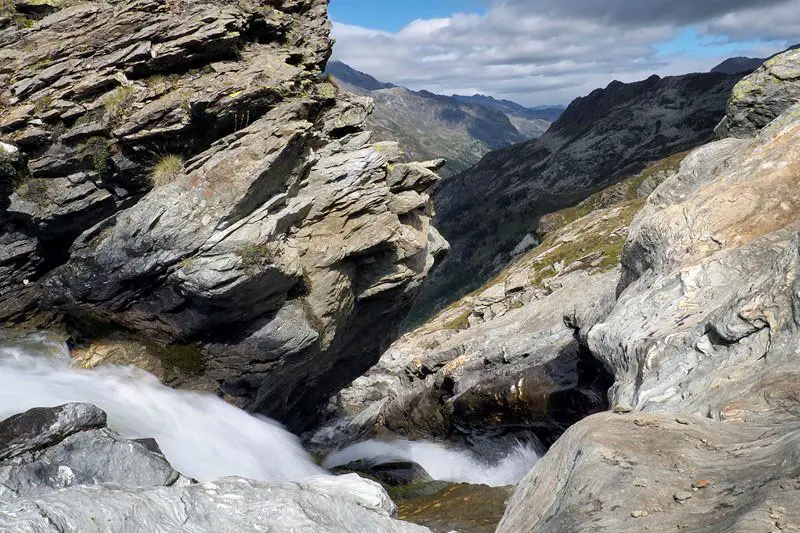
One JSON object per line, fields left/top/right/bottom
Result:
{"left": 410, "top": 70, "right": 745, "bottom": 322}
{"left": 315, "top": 49, "right": 800, "bottom": 531}
{"left": 498, "top": 50, "right": 800, "bottom": 531}
{"left": 0, "top": 403, "right": 429, "bottom": 532}
{"left": 326, "top": 61, "right": 556, "bottom": 178}
{"left": 312, "top": 158, "right": 686, "bottom": 450}
{"left": 0, "top": 0, "right": 446, "bottom": 430}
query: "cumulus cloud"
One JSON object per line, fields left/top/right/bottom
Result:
{"left": 330, "top": 0, "right": 799, "bottom": 105}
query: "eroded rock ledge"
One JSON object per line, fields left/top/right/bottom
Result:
{"left": 0, "top": 0, "right": 447, "bottom": 430}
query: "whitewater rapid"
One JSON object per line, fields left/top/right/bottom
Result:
{"left": 0, "top": 332, "right": 539, "bottom": 487}
{"left": 0, "top": 333, "right": 324, "bottom": 482}
{"left": 324, "top": 439, "right": 539, "bottom": 487}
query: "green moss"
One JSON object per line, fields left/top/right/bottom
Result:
{"left": 13, "top": 14, "right": 34, "bottom": 27}
{"left": 236, "top": 243, "right": 275, "bottom": 273}
{"left": 444, "top": 309, "right": 471, "bottom": 331}
{"left": 81, "top": 136, "right": 111, "bottom": 176}
{"left": 102, "top": 85, "right": 137, "bottom": 123}
{"left": 147, "top": 343, "right": 206, "bottom": 375}
{"left": 15, "top": 178, "right": 49, "bottom": 206}
{"left": 33, "top": 94, "right": 52, "bottom": 114}
{"left": 625, "top": 150, "right": 689, "bottom": 199}
{"left": 529, "top": 200, "right": 643, "bottom": 287}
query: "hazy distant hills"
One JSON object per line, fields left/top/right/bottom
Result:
{"left": 325, "top": 61, "right": 564, "bottom": 177}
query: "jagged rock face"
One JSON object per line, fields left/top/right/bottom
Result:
{"left": 410, "top": 71, "right": 744, "bottom": 322}
{"left": 499, "top": 52, "right": 800, "bottom": 531}
{"left": 593, "top": 103, "right": 800, "bottom": 419}
{"left": 720, "top": 48, "right": 800, "bottom": 137}
{"left": 312, "top": 154, "right": 686, "bottom": 451}
{"left": 310, "top": 192, "right": 655, "bottom": 450}
{"left": 0, "top": 403, "right": 430, "bottom": 532}
{"left": 0, "top": 0, "right": 446, "bottom": 430}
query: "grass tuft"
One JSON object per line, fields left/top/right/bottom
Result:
{"left": 103, "top": 85, "right": 137, "bottom": 123}
{"left": 149, "top": 154, "right": 183, "bottom": 187}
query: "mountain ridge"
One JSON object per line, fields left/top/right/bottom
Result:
{"left": 325, "top": 61, "right": 562, "bottom": 177}
{"left": 407, "top": 69, "right": 746, "bottom": 323}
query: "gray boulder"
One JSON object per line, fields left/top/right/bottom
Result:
{"left": 0, "top": 403, "right": 430, "bottom": 532}
{"left": 719, "top": 48, "right": 800, "bottom": 138}
{"left": 499, "top": 412, "right": 800, "bottom": 533}
{"left": 0, "top": 403, "right": 187, "bottom": 503}
{"left": 500, "top": 54, "right": 800, "bottom": 531}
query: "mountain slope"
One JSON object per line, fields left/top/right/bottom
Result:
{"left": 452, "top": 94, "right": 563, "bottom": 138}
{"left": 409, "top": 71, "right": 745, "bottom": 321}
{"left": 326, "top": 62, "right": 559, "bottom": 177}
{"left": 711, "top": 56, "right": 766, "bottom": 74}
{"left": 325, "top": 60, "right": 396, "bottom": 91}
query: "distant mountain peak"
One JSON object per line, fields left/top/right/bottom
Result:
{"left": 326, "top": 60, "right": 396, "bottom": 91}
{"left": 322, "top": 61, "right": 563, "bottom": 177}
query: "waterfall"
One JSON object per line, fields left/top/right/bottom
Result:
{"left": 0, "top": 333, "right": 324, "bottom": 482}
{"left": 324, "top": 439, "right": 539, "bottom": 487}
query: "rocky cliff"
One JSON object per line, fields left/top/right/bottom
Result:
{"left": 311, "top": 47, "right": 800, "bottom": 532}
{"left": 0, "top": 0, "right": 446, "bottom": 431}
{"left": 409, "top": 70, "right": 745, "bottom": 323}
{"left": 497, "top": 49, "right": 800, "bottom": 532}
{"left": 312, "top": 153, "right": 684, "bottom": 450}
{"left": 326, "top": 61, "right": 555, "bottom": 178}
{"left": 0, "top": 403, "right": 428, "bottom": 532}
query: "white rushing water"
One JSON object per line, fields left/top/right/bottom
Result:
{"left": 0, "top": 333, "right": 539, "bottom": 488}
{"left": 324, "top": 439, "right": 539, "bottom": 487}
{"left": 0, "top": 333, "right": 324, "bottom": 482}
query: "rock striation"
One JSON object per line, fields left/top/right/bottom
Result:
{"left": 0, "top": 0, "right": 446, "bottom": 430}
{"left": 0, "top": 403, "right": 429, "bottom": 532}
{"left": 499, "top": 50, "right": 800, "bottom": 531}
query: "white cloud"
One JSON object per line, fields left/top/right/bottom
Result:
{"left": 330, "top": 1, "right": 798, "bottom": 105}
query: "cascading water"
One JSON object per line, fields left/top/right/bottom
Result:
{"left": 0, "top": 333, "right": 324, "bottom": 482}
{"left": 324, "top": 439, "right": 539, "bottom": 487}
{"left": 0, "top": 332, "right": 539, "bottom": 488}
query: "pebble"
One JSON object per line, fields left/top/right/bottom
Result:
{"left": 675, "top": 417, "right": 691, "bottom": 425}
{"left": 631, "top": 510, "right": 649, "bottom": 518}
{"left": 692, "top": 479, "right": 710, "bottom": 489}
{"left": 614, "top": 405, "right": 633, "bottom": 414}
{"left": 673, "top": 491, "right": 693, "bottom": 503}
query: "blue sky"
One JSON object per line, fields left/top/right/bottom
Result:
{"left": 329, "top": 0, "right": 485, "bottom": 32}
{"left": 329, "top": 0, "right": 798, "bottom": 105}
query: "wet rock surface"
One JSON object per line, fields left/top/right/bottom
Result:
{"left": 0, "top": 0, "right": 446, "bottom": 431}
{"left": 395, "top": 483, "right": 514, "bottom": 533}
{"left": 0, "top": 403, "right": 430, "bottom": 532}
